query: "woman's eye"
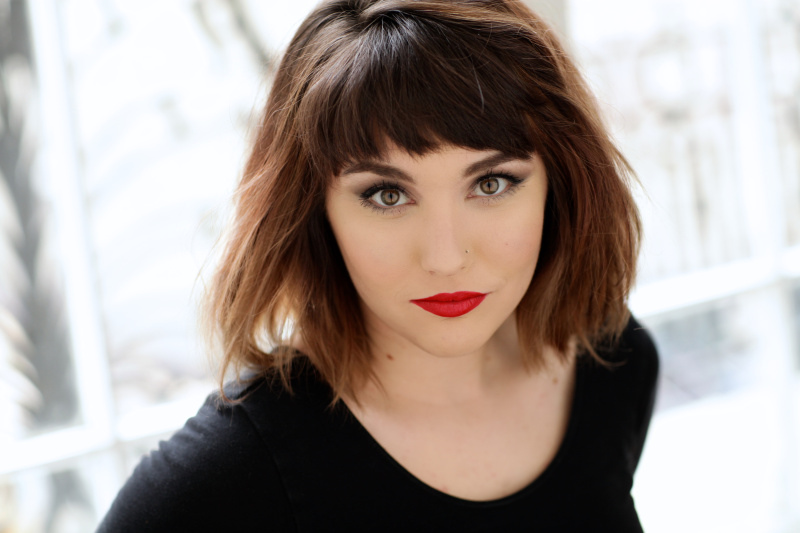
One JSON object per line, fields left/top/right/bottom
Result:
{"left": 370, "top": 188, "right": 408, "bottom": 207}
{"left": 474, "top": 177, "right": 509, "bottom": 197}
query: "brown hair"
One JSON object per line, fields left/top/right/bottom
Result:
{"left": 205, "top": 0, "right": 641, "bottom": 401}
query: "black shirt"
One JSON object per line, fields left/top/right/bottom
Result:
{"left": 97, "top": 317, "right": 658, "bottom": 532}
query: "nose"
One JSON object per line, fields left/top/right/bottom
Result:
{"left": 418, "top": 207, "right": 470, "bottom": 276}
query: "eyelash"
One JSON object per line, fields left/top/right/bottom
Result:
{"left": 358, "top": 171, "right": 524, "bottom": 214}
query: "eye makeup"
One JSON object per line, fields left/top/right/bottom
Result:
{"left": 359, "top": 180, "right": 412, "bottom": 214}
{"left": 471, "top": 170, "right": 524, "bottom": 200}
{"left": 357, "top": 169, "right": 527, "bottom": 215}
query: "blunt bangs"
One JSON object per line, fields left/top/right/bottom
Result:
{"left": 297, "top": 3, "right": 548, "bottom": 176}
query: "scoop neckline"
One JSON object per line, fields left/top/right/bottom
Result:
{"left": 338, "top": 360, "right": 586, "bottom": 506}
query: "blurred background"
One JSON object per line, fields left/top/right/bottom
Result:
{"left": 0, "top": 0, "right": 798, "bottom": 531}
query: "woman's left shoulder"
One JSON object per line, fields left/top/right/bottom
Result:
{"left": 600, "top": 314, "right": 660, "bottom": 391}
{"left": 623, "top": 313, "right": 659, "bottom": 364}
{"left": 591, "top": 314, "right": 660, "bottom": 472}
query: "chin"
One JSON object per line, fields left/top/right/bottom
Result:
{"left": 411, "top": 331, "right": 498, "bottom": 359}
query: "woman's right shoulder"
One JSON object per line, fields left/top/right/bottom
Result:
{"left": 95, "top": 378, "right": 298, "bottom": 532}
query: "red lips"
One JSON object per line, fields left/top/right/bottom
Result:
{"left": 410, "top": 291, "right": 487, "bottom": 318}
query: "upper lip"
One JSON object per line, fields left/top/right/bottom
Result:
{"left": 411, "top": 291, "right": 487, "bottom": 302}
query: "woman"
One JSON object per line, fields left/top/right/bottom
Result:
{"left": 98, "top": 0, "right": 658, "bottom": 531}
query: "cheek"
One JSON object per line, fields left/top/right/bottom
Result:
{"left": 477, "top": 171, "right": 548, "bottom": 271}
{"left": 481, "top": 207, "right": 545, "bottom": 275}
{"left": 330, "top": 217, "right": 410, "bottom": 295}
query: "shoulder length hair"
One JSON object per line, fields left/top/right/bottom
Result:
{"left": 205, "top": 0, "right": 641, "bottom": 401}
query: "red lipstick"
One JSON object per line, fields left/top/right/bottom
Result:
{"left": 410, "top": 291, "right": 487, "bottom": 318}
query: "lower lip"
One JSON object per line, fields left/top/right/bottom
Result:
{"left": 411, "top": 292, "right": 487, "bottom": 318}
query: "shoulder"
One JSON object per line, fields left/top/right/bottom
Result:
{"left": 610, "top": 315, "right": 660, "bottom": 429}
{"left": 619, "top": 314, "right": 659, "bottom": 381}
{"left": 593, "top": 314, "right": 660, "bottom": 397}
{"left": 578, "top": 314, "right": 660, "bottom": 472}
{"left": 96, "top": 385, "right": 296, "bottom": 532}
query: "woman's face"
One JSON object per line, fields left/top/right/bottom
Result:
{"left": 325, "top": 144, "right": 548, "bottom": 359}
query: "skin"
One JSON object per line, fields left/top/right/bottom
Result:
{"left": 325, "top": 144, "right": 575, "bottom": 501}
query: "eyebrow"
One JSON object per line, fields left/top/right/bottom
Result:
{"left": 340, "top": 152, "right": 529, "bottom": 183}
{"left": 464, "top": 152, "right": 528, "bottom": 176}
{"left": 341, "top": 161, "right": 415, "bottom": 184}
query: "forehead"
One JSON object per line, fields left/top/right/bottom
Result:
{"left": 340, "top": 145, "right": 528, "bottom": 176}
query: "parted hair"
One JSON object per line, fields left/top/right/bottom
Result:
{"left": 204, "top": 0, "right": 641, "bottom": 401}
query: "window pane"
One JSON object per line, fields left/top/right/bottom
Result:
{"left": 0, "top": 457, "right": 110, "bottom": 533}
{"left": 53, "top": 0, "right": 267, "bottom": 415}
{"left": 569, "top": 0, "right": 756, "bottom": 282}
{"left": 763, "top": 0, "right": 800, "bottom": 246}
{"left": 0, "top": 0, "right": 80, "bottom": 441}
{"left": 647, "top": 302, "right": 756, "bottom": 410}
